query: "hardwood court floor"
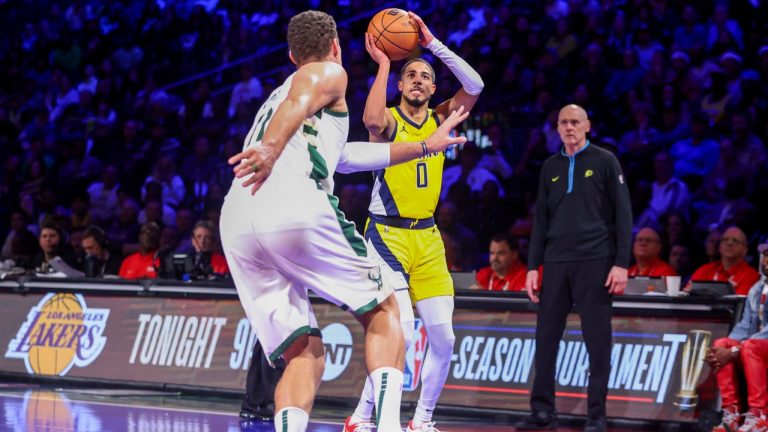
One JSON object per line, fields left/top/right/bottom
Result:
{"left": 0, "top": 383, "right": 697, "bottom": 431}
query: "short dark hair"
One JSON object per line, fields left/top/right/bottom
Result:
{"left": 400, "top": 58, "right": 436, "bottom": 82}
{"left": 287, "top": 11, "right": 338, "bottom": 64}
{"left": 193, "top": 220, "right": 217, "bottom": 235}
{"left": 491, "top": 233, "right": 518, "bottom": 251}
{"left": 39, "top": 222, "right": 62, "bottom": 238}
{"left": 82, "top": 225, "right": 106, "bottom": 247}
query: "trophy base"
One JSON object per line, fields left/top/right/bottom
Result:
{"left": 674, "top": 393, "right": 698, "bottom": 410}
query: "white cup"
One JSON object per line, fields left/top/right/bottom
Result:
{"left": 666, "top": 276, "right": 682, "bottom": 296}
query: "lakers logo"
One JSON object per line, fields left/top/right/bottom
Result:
{"left": 5, "top": 293, "right": 109, "bottom": 376}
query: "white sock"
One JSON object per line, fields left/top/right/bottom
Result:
{"left": 352, "top": 289, "right": 414, "bottom": 423}
{"left": 370, "top": 367, "right": 404, "bottom": 432}
{"left": 351, "top": 376, "right": 375, "bottom": 423}
{"left": 413, "top": 296, "right": 455, "bottom": 426}
{"left": 274, "top": 407, "right": 309, "bottom": 432}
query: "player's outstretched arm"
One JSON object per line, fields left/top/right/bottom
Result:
{"left": 362, "top": 33, "right": 396, "bottom": 141}
{"left": 407, "top": 12, "right": 484, "bottom": 120}
{"left": 229, "top": 62, "right": 347, "bottom": 194}
{"left": 337, "top": 106, "right": 468, "bottom": 173}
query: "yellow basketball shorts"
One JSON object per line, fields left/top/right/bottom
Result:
{"left": 364, "top": 215, "right": 454, "bottom": 303}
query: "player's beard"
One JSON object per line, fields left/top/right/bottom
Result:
{"left": 403, "top": 94, "right": 430, "bottom": 108}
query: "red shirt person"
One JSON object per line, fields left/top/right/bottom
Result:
{"left": 119, "top": 222, "right": 161, "bottom": 279}
{"left": 687, "top": 226, "right": 759, "bottom": 295}
{"left": 473, "top": 234, "right": 526, "bottom": 291}
{"left": 189, "top": 220, "right": 229, "bottom": 275}
{"left": 628, "top": 227, "right": 676, "bottom": 277}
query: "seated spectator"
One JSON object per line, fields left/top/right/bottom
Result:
{"left": 635, "top": 152, "right": 690, "bottom": 229}
{"left": 69, "top": 192, "right": 91, "bottom": 230}
{"left": 668, "top": 244, "right": 694, "bottom": 286}
{"left": 695, "top": 177, "right": 756, "bottom": 235}
{"left": 106, "top": 198, "right": 140, "bottom": 257}
{"left": 477, "top": 124, "right": 513, "bottom": 181}
{"left": 228, "top": 63, "right": 263, "bottom": 118}
{"left": 138, "top": 181, "right": 176, "bottom": 227}
{"left": 142, "top": 156, "right": 186, "bottom": 208}
{"left": 472, "top": 234, "right": 526, "bottom": 291}
{"left": 81, "top": 225, "right": 121, "bottom": 277}
{"left": 87, "top": 164, "right": 120, "bottom": 225}
{"left": 68, "top": 227, "right": 85, "bottom": 270}
{"left": 687, "top": 226, "right": 759, "bottom": 295}
{"left": 118, "top": 222, "right": 161, "bottom": 280}
{"left": 441, "top": 143, "right": 503, "bottom": 200}
{"left": 1, "top": 210, "right": 31, "bottom": 260}
{"left": 441, "top": 231, "right": 471, "bottom": 272}
{"left": 669, "top": 112, "right": 719, "bottom": 184}
{"left": 437, "top": 201, "right": 478, "bottom": 270}
{"left": 174, "top": 207, "right": 196, "bottom": 253}
{"left": 180, "top": 135, "right": 219, "bottom": 211}
{"left": 162, "top": 220, "right": 228, "bottom": 280}
{"left": 30, "top": 223, "right": 79, "bottom": 272}
{"left": 705, "top": 229, "right": 722, "bottom": 263}
{"left": 660, "top": 211, "right": 692, "bottom": 254}
{"left": 705, "top": 243, "right": 768, "bottom": 432}
{"left": 628, "top": 227, "right": 676, "bottom": 277}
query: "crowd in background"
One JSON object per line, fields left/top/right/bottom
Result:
{"left": 0, "top": 0, "right": 767, "bottom": 287}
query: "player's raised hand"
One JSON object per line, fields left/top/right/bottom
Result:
{"left": 424, "top": 105, "right": 468, "bottom": 152}
{"left": 228, "top": 146, "right": 276, "bottom": 195}
{"left": 365, "top": 33, "right": 390, "bottom": 64}
{"left": 407, "top": 11, "right": 434, "bottom": 47}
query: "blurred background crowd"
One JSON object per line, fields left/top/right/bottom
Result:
{"left": 0, "top": 0, "right": 766, "bottom": 288}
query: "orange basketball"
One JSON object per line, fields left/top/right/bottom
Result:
{"left": 367, "top": 9, "right": 419, "bottom": 61}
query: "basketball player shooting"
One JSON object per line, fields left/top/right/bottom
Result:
{"left": 344, "top": 11, "right": 483, "bottom": 432}
{"left": 219, "top": 10, "right": 468, "bottom": 432}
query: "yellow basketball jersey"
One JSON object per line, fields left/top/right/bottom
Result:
{"left": 369, "top": 107, "right": 444, "bottom": 219}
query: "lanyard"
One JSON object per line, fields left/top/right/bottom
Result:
{"left": 488, "top": 273, "right": 510, "bottom": 291}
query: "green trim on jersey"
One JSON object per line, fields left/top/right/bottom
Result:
{"left": 269, "top": 326, "right": 322, "bottom": 364}
{"left": 355, "top": 297, "right": 381, "bottom": 315}
{"left": 307, "top": 143, "right": 329, "bottom": 180}
{"left": 323, "top": 108, "right": 349, "bottom": 117}
{"left": 326, "top": 193, "right": 367, "bottom": 257}
{"left": 306, "top": 143, "right": 367, "bottom": 257}
{"left": 303, "top": 124, "right": 318, "bottom": 136}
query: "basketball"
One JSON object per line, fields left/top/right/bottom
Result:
{"left": 367, "top": 9, "right": 420, "bottom": 61}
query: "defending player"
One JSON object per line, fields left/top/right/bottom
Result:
{"left": 220, "top": 11, "right": 467, "bottom": 432}
{"left": 343, "top": 11, "right": 483, "bottom": 432}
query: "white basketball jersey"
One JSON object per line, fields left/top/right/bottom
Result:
{"left": 241, "top": 72, "right": 349, "bottom": 195}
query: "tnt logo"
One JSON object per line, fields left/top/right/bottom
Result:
{"left": 321, "top": 323, "right": 353, "bottom": 381}
{"left": 5, "top": 293, "right": 109, "bottom": 376}
{"left": 404, "top": 318, "right": 428, "bottom": 391}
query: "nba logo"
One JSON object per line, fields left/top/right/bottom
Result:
{"left": 403, "top": 319, "right": 428, "bottom": 391}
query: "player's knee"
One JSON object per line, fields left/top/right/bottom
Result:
{"left": 427, "top": 324, "right": 455, "bottom": 356}
{"left": 378, "top": 294, "right": 402, "bottom": 322}
{"left": 283, "top": 333, "right": 324, "bottom": 364}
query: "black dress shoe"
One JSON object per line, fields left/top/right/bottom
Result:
{"left": 513, "top": 411, "right": 559, "bottom": 430}
{"left": 583, "top": 416, "right": 607, "bottom": 432}
{"left": 239, "top": 403, "right": 274, "bottom": 421}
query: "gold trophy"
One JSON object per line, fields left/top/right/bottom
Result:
{"left": 674, "top": 330, "right": 712, "bottom": 409}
